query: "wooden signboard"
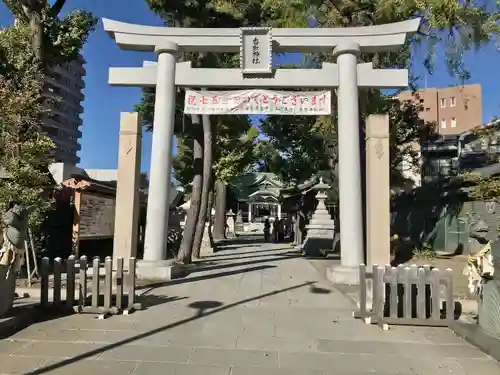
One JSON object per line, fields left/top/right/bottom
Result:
{"left": 78, "top": 192, "right": 116, "bottom": 239}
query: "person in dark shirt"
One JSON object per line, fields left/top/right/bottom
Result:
{"left": 263, "top": 217, "right": 271, "bottom": 242}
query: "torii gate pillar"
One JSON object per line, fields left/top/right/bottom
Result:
{"left": 142, "top": 42, "right": 178, "bottom": 265}
{"left": 328, "top": 42, "right": 364, "bottom": 285}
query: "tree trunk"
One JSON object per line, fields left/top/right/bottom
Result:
{"left": 29, "top": 14, "right": 44, "bottom": 64}
{"left": 176, "top": 115, "right": 203, "bottom": 264}
{"left": 213, "top": 179, "right": 227, "bottom": 240}
{"left": 192, "top": 115, "right": 213, "bottom": 259}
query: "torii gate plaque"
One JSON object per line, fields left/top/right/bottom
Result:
{"left": 104, "top": 18, "right": 420, "bottom": 283}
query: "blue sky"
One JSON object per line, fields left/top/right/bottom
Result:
{"left": 1, "top": 0, "right": 500, "bottom": 173}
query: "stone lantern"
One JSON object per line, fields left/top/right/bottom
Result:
{"left": 302, "top": 178, "right": 335, "bottom": 257}
{"left": 226, "top": 209, "right": 236, "bottom": 238}
{"left": 199, "top": 206, "right": 217, "bottom": 256}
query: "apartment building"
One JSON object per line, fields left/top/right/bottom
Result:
{"left": 43, "top": 57, "right": 85, "bottom": 165}
{"left": 397, "top": 84, "right": 482, "bottom": 135}
{"left": 7, "top": 20, "right": 85, "bottom": 165}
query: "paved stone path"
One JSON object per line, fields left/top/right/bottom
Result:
{"left": 1, "top": 239, "right": 500, "bottom": 375}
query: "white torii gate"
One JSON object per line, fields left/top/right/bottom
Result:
{"left": 104, "top": 18, "right": 420, "bottom": 283}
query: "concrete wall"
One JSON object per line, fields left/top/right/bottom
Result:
{"left": 391, "top": 186, "right": 500, "bottom": 255}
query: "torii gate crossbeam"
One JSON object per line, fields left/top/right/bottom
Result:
{"left": 109, "top": 62, "right": 409, "bottom": 89}
{"left": 103, "top": 18, "right": 420, "bottom": 53}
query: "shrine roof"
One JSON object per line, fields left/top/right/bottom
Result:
{"left": 231, "top": 172, "right": 282, "bottom": 201}
{"left": 230, "top": 172, "right": 320, "bottom": 201}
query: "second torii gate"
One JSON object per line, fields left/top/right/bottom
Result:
{"left": 104, "top": 18, "right": 420, "bottom": 283}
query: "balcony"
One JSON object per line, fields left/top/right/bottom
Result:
{"left": 42, "top": 88, "right": 60, "bottom": 101}
{"left": 43, "top": 117, "right": 63, "bottom": 129}
{"left": 73, "top": 116, "right": 83, "bottom": 126}
{"left": 58, "top": 85, "right": 84, "bottom": 103}
{"left": 54, "top": 137, "right": 81, "bottom": 152}
{"left": 63, "top": 99, "right": 84, "bottom": 114}
{"left": 50, "top": 105, "right": 82, "bottom": 121}
{"left": 48, "top": 74, "right": 85, "bottom": 97}
{"left": 43, "top": 118, "right": 82, "bottom": 138}
{"left": 54, "top": 151, "right": 80, "bottom": 165}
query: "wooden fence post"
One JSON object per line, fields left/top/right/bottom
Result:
{"left": 40, "top": 257, "right": 49, "bottom": 307}
{"left": 91, "top": 257, "right": 100, "bottom": 309}
{"left": 79, "top": 256, "right": 87, "bottom": 308}
{"left": 53, "top": 258, "right": 62, "bottom": 306}
{"left": 116, "top": 257, "right": 124, "bottom": 310}
{"left": 103, "top": 257, "right": 113, "bottom": 310}
{"left": 66, "top": 255, "right": 76, "bottom": 308}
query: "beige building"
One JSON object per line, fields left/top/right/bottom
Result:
{"left": 43, "top": 57, "right": 86, "bottom": 165}
{"left": 397, "top": 84, "right": 482, "bottom": 135}
{"left": 395, "top": 84, "right": 482, "bottom": 188}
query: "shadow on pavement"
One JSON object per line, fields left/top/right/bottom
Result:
{"left": 215, "top": 243, "right": 263, "bottom": 250}
{"left": 189, "top": 253, "right": 301, "bottom": 274}
{"left": 198, "top": 248, "right": 295, "bottom": 263}
{"left": 136, "top": 294, "right": 188, "bottom": 309}
{"left": 280, "top": 249, "right": 341, "bottom": 261}
{"left": 0, "top": 304, "right": 72, "bottom": 340}
{"left": 136, "top": 264, "right": 276, "bottom": 292}
{"left": 216, "top": 235, "right": 266, "bottom": 247}
{"left": 310, "top": 285, "right": 331, "bottom": 294}
{"left": 198, "top": 253, "right": 287, "bottom": 263}
{"left": 26, "top": 281, "right": 317, "bottom": 375}
{"left": 188, "top": 300, "right": 224, "bottom": 317}
{"left": 204, "top": 247, "right": 285, "bottom": 258}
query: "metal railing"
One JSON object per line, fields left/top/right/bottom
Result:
{"left": 40, "top": 256, "right": 141, "bottom": 318}
{"left": 354, "top": 263, "right": 456, "bottom": 329}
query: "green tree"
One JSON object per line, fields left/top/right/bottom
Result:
{"left": 259, "top": 115, "right": 335, "bottom": 184}
{"left": 0, "top": 24, "right": 54, "bottom": 227}
{"left": 2, "top": 0, "right": 96, "bottom": 67}
{"left": 259, "top": 0, "right": 498, "bottom": 192}
{"left": 211, "top": 123, "right": 259, "bottom": 239}
{"left": 460, "top": 124, "right": 500, "bottom": 202}
{"left": 0, "top": 1, "right": 96, "bottom": 223}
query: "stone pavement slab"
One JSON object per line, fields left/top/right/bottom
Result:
{"left": 0, "top": 239, "right": 499, "bottom": 375}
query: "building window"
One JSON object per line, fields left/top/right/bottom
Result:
{"left": 450, "top": 97, "right": 456, "bottom": 107}
{"left": 441, "top": 118, "right": 447, "bottom": 128}
{"left": 440, "top": 98, "right": 446, "bottom": 108}
{"left": 451, "top": 117, "right": 457, "bottom": 128}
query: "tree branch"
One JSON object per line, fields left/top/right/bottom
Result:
{"left": 49, "top": 0, "right": 66, "bottom": 17}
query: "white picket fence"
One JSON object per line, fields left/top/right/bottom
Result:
{"left": 354, "top": 264, "right": 456, "bottom": 330}
{"left": 40, "top": 256, "right": 141, "bottom": 318}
